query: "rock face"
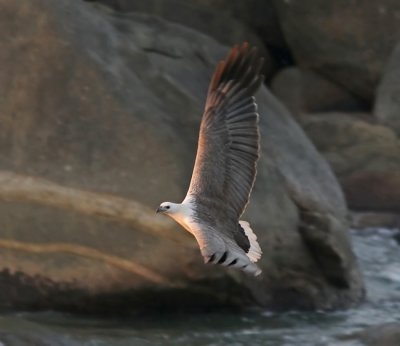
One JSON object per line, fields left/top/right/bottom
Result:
{"left": 273, "top": 0, "right": 400, "bottom": 100}
{"left": 0, "top": 0, "right": 364, "bottom": 312}
{"left": 271, "top": 67, "right": 366, "bottom": 117}
{"left": 342, "top": 172, "right": 400, "bottom": 212}
{"left": 343, "top": 323, "right": 400, "bottom": 346}
{"left": 350, "top": 212, "right": 400, "bottom": 229}
{"left": 265, "top": 1, "right": 400, "bottom": 218}
{"left": 88, "top": 0, "right": 285, "bottom": 49}
{"left": 374, "top": 43, "right": 400, "bottom": 134}
{"left": 301, "top": 113, "right": 400, "bottom": 213}
{"left": 86, "top": 0, "right": 276, "bottom": 79}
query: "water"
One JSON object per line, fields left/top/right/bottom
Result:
{"left": 1, "top": 228, "right": 399, "bottom": 346}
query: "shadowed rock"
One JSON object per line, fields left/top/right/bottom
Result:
{"left": 273, "top": 0, "right": 400, "bottom": 100}
{"left": 301, "top": 113, "right": 400, "bottom": 213}
{"left": 340, "top": 323, "right": 400, "bottom": 346}
{"left": 271, "top": 67, "right": 366, "bottom": 116}
{"left": 86, "top": 0, "right": 285, "bottom": 71}
{"left": 374, "top": 42, "right": 400, "bottom": 134}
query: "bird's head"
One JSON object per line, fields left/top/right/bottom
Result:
{"left": 156, "top": 202, "right": 178, "bottom": 215}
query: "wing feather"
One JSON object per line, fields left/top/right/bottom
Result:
{"left": 187, "top": 43, "right": 264, "bottom": 219}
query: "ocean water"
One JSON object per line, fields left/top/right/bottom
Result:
{"left": 0, "top": 228, "right": 399, "bottom": 346}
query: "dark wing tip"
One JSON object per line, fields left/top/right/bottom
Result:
{"left": 205, "top": 43, "right": 265, "bottom": 111}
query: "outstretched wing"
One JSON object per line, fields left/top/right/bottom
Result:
{"left": 187, "top": 43, "right": 264, "bottom": 219}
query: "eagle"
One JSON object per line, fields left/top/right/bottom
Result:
{"left": 157, "top": 43, "right": 264, "bottom": 276}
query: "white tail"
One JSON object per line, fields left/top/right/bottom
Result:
{"left": 239, "top": 220, "right": 262, "bottom": 263}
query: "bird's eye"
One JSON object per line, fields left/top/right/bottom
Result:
{"left": 166, "top": 206, "right": 170, "bottom": 209}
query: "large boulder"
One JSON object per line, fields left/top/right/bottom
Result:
{"left": 88, "top": 0, "right": 285, "bottom": 49}
{"left": 341, "top": 323, "right": 400, "bottom": 346}
{"left": 374, "top": 42, "right": 400, "bottom": 134}
{"left": 301, "top": 113, "right": 400, "bottom": 212}
{"left": 273, "top": 0, "right": 400, "bottom": 100}
{"left": 270, "top": 67, "right": 366, "bottom": 117}
{"left": 0, "top": 0, "right": 364, "bottom": 312}
{"left": 342, "top": 172, "right": 400, "bottom": 212}
{"left": 350, "top": 212, "right": 400, "bottom": 229}
{"left": 85, "top": 0, "right": 276, "bottom": 79}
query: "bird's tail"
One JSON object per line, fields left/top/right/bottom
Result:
{"left": 239, "top": 220, "right": 262, "bottom": 263}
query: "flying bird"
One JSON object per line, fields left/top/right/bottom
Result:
{"left": 157, "top": 43, "right": 264, "bottom": 276}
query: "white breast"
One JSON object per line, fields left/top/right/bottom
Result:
{"left": 171, "top": 197, "right": 200, "bottom": 236}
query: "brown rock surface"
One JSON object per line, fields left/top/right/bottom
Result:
{"left": 350, "top": 212, "right": 400, "bottom": 229}
{"left": 86, "top": 0, "right": 276, "bottom": 79}
{"left": 273, "top": 0, "right": 400, "bottom": 100}
{"left": 0, "top": 0, "right": 364, "bottom": 312}
{"left": 88, "top": 0, "right": 285, "bottom": 49}
{"left": 302, "top": 113, "right": 400, "bottom": 212}
{"left": 342, "top": 323, "right": 400, "bottom": 346}
{"left": 271, "top": 67, "right": 366, "bottom": 117}
{"left": 374, "top": 42, "right": 400, "bottom": 134}
{"left": 342, "top": 172, "right": 400, "bottom": 212}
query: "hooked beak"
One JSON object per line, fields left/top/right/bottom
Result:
{"left": 156, "top": 206, "right": 165, "bottom": 214}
